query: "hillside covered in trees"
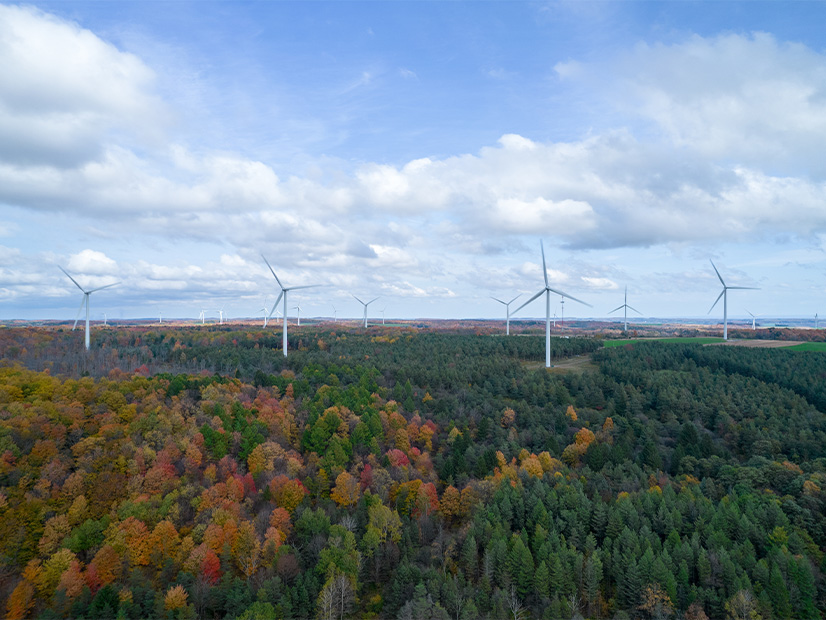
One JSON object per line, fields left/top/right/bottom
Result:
{"left": 0, "top": 326, "right": 824, "bottom": 619}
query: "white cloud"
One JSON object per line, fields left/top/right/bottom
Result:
{"left": 617, "top": 33, "right": 826, "bottom": 173}
{"left": 66, "top": 249, "right": 118, "bottom": 275}
{"left": 0, "top": 5, "right": 167, "bottom": 168}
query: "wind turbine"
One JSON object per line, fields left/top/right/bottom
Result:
{"left": 217, "top": 308, "right": 225, "bottom": 325}
{"left": 512, "top": 241, "right": 591, "bottom": 368}
{"left": 746, "top": 309, "right": 758, "bottom": 330}
{"left": 60, "top": 267, "right": 119, "bottom": 351}
{"left": 380, "top": 307, "right": 386, "bottom": 325}
{"left": 708, "top": 260, "right": 759, "bottom": 340}
{"left": 353, "top": 295, "right": 379, "bottom": 328}
{"left": 331, "top": 304, "right": 337, "bottom": 323}
{"left": 262, "top": 254, "right": 321, "bottom": 357}
{"left": 490, "top": 294, "right": 521, "bottom": 335}
{"left": 198, "top": 310, "right": 206, "bottom": 324}
{"left": 259, "top": 302, "right": 269, "bottom": 328}
{"left": 158, "top": 312, "right": 162, "bottom": 324}
{"left": 294, "top": 304, "right": 301, "bottom": 326}
{"left": 608, "top": 286, "right": 642, "bottom": 332}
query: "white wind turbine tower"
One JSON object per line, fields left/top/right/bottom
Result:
{"left": 353, "top": 295, "right": 379, "bottom": 328}
{"left": 259, "top": 302, "right": 269, "bottom": 328}
{"left": 512, "top": 241, "right": 591, "bottom": 368}
{"left": 608, "top": 286, "right": 642, "bottom": 332}
{"left": 380, "top": 307, "right": 386, "bottom": 325}
{"left": 331, "top": 304, "right": 337, "bottom": 323}
{"left": 490, "top": 294, "right": 521, "bottom": 335}
{"left": 198, "top": 310, "right": 206, "bottom": 324}
{"left": 294, "top": 304, "right": 301, "bottom": 326}
{"left": 708, "top": 260, "right": 759, "bottom": 340}
{"left": 158, "top": 312, "right": 162, "bottom": 324}
{"left": 217, "top": 308, "right": 225, "bottom": 325}
{"left": 60, "top": 267, "right": 119, "bottom": 351}
{"left": 262, "top": 254, "right": 321, "bottom": 357}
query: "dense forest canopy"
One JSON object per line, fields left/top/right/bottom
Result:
{"left": 0, "top": 325, "right": 824, "bottom": 619}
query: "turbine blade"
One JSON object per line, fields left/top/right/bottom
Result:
{"left": 708, "top": 289, "right": 725, "bottom": 314}
{"left": 261, "top": 254, "right": 284, "bottom": 289}
{"left": 60, "top": 266, "right": 86, "bottom": 293}
{"left": 490, "top": 296, "right": 506, "bottom": 305}
{"left": 285, "top": 284, "right": 322, "bottom": 291}
{"left": 507, "top": 294, "right": 521, "bottom": 305}
{"left": 608, "top": 305, "right": 624, "bottom": 314}
{"left": 627, "top": 305, "right": 643, "bottom": 315}
{"left": 73, "top": 295, "right": 85, "bottom": 330}
{"left": 546, "top": 287, "right": 592, "bottom": 307}
{"left": 352, "top": 294, "right": 365, "bottom": 305}
{"left": 367, "top": 297, "right": 380, "bottom": 306}
{"left": 88, "top": 282, "right": 119, "bottom": 293}
{"left": 513, "top": 289, "right": 545, "bottom": 314}
{"left": 710, "top": 259, "right": 725, "bottom": 287}
{"left": 268, "top": 291, "right": 284, "bottom": 318}
{"left": 745, "top": 309, "right": 754, "bottom": 317}
{"left": 726, "top": 286, "right": 759, "bottom": 290}
{"left": 540, "top": 240, "right": 549, "bottom": 288}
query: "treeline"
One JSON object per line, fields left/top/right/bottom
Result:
{"left": 0, "top": 329, "right": 824, "bottom": 619}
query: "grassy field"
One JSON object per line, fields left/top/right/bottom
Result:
{"left": 786, "top": 342, "right": 826, "bottom": 352}
{"left": 602, "top": 337, "right": 725, "bottom": 347}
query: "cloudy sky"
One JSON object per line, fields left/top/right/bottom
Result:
{"left": 1, "top": 1, "right": 825, "bottom": 321}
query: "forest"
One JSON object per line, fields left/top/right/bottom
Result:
{"left": 0, "top": 324, "right": 824, "bottom": 619}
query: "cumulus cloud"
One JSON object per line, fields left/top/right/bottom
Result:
{"left": 616, "top": 33, "right": 826, "bottom": 174}
{"left": 0, "top": 5, "right": 166, "bottom": 168}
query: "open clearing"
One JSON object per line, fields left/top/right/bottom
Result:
{"left": 522, "top": 354, "right": 598, "bottom": 373}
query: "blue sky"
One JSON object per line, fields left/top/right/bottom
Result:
{"left": 1, "top": 1, "right": 825, "bottom": 322}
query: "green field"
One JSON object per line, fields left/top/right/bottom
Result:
{"left": 602, "top": 336, "right": 724, "bottom": 347}
{"left": 787, "top": 341, "right": 826, "bottom": 351}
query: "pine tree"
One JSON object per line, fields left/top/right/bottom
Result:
{"left": 534, "top": 561, "right": 550, "bottom": 599}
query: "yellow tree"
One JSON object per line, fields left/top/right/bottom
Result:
{"left": 234, "top": 521, "right": 261, "bottom": 578}
{"left": 331, "top": 471, "right": 361, "bottom": 508}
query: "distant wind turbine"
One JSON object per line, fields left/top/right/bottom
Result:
{"left": 353, "top": 295, "right": 379, "bottom": 328}
{"left": 609, "top": 286, "right": 642, "bottom": 332}
{"left": 217, "top": 308, "right": 225, "bottom": 325}
{"left": 381, "top": 307, "right": 386, "bottom": 325}
{"left": 294, "top": 304, "right": 301, "bottom": 326}
{"left": 158, "top": 312, "right": 162, "bottom": 324}
{"left": 708, "top": 260, "right": 759, "bottom": 340}
{"left": 331, "top": 304, "right": 337, "bottom": 323}
{"left": 198, "top": 309, "right": 206, "bottom": 324}
{"left": 512, "top": 241, "right": 591, "bottom": 368}
{"left": 490, "top": 294, "right": 521, "bottom": 335}
{"left": 745, "top": 309, "right": 758, "bottom": 330}
{"left": 262, "top": 254, "right": 321, "bottom": 357}
{"left": 60, "top": 267, "right": 119, "bottom": 351}
{"left": 259, "top": 302, "right": 269, "bottom": 328}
